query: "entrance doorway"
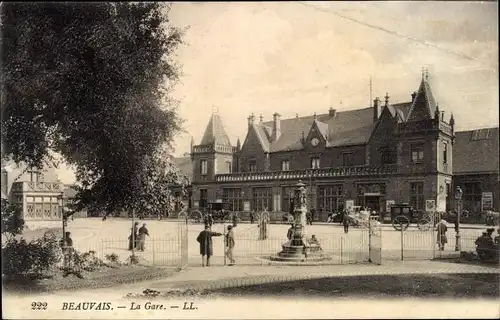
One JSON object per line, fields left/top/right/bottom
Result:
{"left": 364, "top": 196, "right": 381, "bottom": 212}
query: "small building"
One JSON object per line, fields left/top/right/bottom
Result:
{"left": 452, "top": 127, "right": 499, "bottom": 213}
{"left": 1, "top": 162, "right": 65, "bottom": 220}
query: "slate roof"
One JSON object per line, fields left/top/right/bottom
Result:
{"left": 261, "top": 107, "right": 378, "bottom": 152}
{"left": 172, "top": 156, "right": 193, "bottom": 180}
{"left": 199, "top": 113, "right": 232, "bottom": 146}
{"left": 453, "top": 127, "right": 499, "bottom": 174}
{"left": 253, "top": 124, "right": 271, "bottom": 152}
{"left": 406, "top": 78, "right": 438, "bottom": 120}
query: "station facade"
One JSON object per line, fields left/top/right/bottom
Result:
{"left": 188, "top": 73, "right": 459, "bottom": 221}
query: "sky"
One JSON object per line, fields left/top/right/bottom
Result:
{"left": 56, "top": 1, "right": 498, "bottom": 184}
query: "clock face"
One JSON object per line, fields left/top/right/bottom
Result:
{"left": 311, "top": 138, "right": 320, "bottom": 147}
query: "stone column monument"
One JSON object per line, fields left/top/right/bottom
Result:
{"left": 272, "top": 180, "right": 327, "bottom": 262}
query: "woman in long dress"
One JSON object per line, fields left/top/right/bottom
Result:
{"left": 258, "top": 212, "right": 269, "bottom": 240}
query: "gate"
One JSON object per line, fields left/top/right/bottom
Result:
{"left": 368, "top": 217, "right": 382, "bottom": 265}
{"left": 177, "top": 220, "right": 189, "bottom": 270}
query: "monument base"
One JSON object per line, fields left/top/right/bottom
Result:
{"left": 270, "top": 239, "right": 331, "bottom": 262}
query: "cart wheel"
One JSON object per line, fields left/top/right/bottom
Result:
{"left": 417, "top": 219, "right": 431, "bottom": 231}
{"left": 188, "top": 210, "right": 203, "bottom": 224}
{"left": 177, "top": 210, "right": 187, "bottom": 220}
{"left": 392, "top": 215, "right": 410, "bottom": 231}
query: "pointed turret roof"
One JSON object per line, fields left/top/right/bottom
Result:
{"left": 199, "top": 113, "right": 232, "bottom": 146}
{"left": 407, "top": 73, "right": 438, "bottom": 121}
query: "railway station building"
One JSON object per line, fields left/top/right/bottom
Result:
{"left": 188, "top": 73, "right": 460, "bottom": 222}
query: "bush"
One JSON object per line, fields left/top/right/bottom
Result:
{"left": 73, "top": 250, "right": 106, "bottom": 272}
{"left": 2, "top": 233, "right": 62, "bottom": 280}
{"left": 105, "top": 253, "right": 121, "bottom": 264}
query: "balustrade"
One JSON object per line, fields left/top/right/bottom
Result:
{"left": 215, "top": 165, "right": 397, "bottom": 182}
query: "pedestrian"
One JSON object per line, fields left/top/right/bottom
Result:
{"left": 137, "top": 223, "right": 150, "bottom": 251}
{"left": 339, "top": 210, "right": 345, "bottom": 226}
{"left": 343, "top": 216, "right": 350, "bottom": 234}
{"left": 196, "top": 224, "right": 223, "bottom": 267}
{"left": 128, "top": 222, "right": 139, "bottom": 250}
{"left": 475, "top": 232, "right": 495, "bottom": 261}
{"left": 258, "top": 212, "right": 269, "bottom": 240}
{"left": 307, "top": 210, "right": 313, "bottom": 226}
{"left": 59, "top": 231, "right": 74, "bottom": 267}
{"left": 308, "top": 234, "right": 320, "bottom": 245}
{"left": 287, "top": 224, "right": 294, "bottom": 241}
{"left": 436, "top": 219, "right": 448, "bottom": 251}
{"left": 250, "top": 211, "right": 255, "bottom": 224}
{"left": 225, "top": 225, "right": 236, "bottom": 265}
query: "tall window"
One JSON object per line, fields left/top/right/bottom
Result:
{"left": 410, "top": 182, "right": 424, "bottom": 210}
{"left": 380, "top": 147, "right": 396, "bottom": 165}
{"left": 463, "top": 182, "right": 481, "bottom": 213}
{"left": 226, "top": 161, "right": 232, "bottom": 173}
{"left": 281, "top": 160, "right": 290, "bottom": 171}
{"left": 311, "top": 157, "right": 320, "bottom": 169}
{"left": 442, "top": 141, "right": 448, "bottom": 164}
{"left": 200, "top": 160, "right": 208, "bottom": 175}
{"left": 248, "top": 161, "right": 257, "bottom": 172}
{"left": 28, "top": 168, "right": 41, "bottom": 183}
{"left": 252, "top": 187, "right": 273, "bottom": 211}
{"left": 199, "top": 189, "right": 208, "bottom": 209}
{"left": 281, "top": 186, "right": 295, "bottom": 213}
{"left": 317, "top": 185, "right": 344, "bottom": 212}
{"left": 342, "top": 153, "right": 353, "bottom": 166}
{"left": 223, "top": 188, "right": 242, "bottom": 211}
{"left": 410, "top": 143, "right": 424, "bottom": 163}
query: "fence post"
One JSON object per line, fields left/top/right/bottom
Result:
{"left": 400, "top": 225, "right": 404, "bottom": 261}
{"left": 223, "top": 221, "right": 227, "bottom": 266}
{"left": 340, "top": 236, "right": 344, "bottom": 264}
{"left": 368, "top": 219, "right": 372, "bottom": 263}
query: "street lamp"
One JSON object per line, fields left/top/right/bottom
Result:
{"left": 454, "top": 186, "right": 463, "bottom": 252}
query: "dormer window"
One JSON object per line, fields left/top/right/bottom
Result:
{"left": 342, "top": 153, "right": 353, "bottom": 167}
{"left": 311, "top": 157, "right": 320, "bottom": 169}
{"left": 249, "top": 161, "right": 257, "bottom": 172}
{"left": 281, "top": 160, "right": 290, "bottom": 171}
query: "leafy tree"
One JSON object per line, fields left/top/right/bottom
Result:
{"left": 1, "top": 2, "right": 187, "bottom": 215}
{"left": 1, "top": 198, "right": 25, "bottom": 240}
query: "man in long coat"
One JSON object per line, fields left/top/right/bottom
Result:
{"left": 196, "top": 225, "right": 222, "bottom": 267}
{"left": 436, "top": 219, "right": 448, "bottom": 251}
{"left": 137, "top": 223, "right": 150, "bottom": 251}
{"left": 258, "top": 212, "right": 269, "bottom": 240}
{"left": 225, "top": 225, "right": 236, "bottom": 264}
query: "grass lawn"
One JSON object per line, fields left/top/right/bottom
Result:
{"left": 203, "top": 273, "right": 500, "bottom": 299}
{"left": 3, "top": 264, "right": 177, "bottom": 294}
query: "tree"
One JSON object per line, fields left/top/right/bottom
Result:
{"left": 1, "top": 198, "right": 25, "bottom": 240}
{"left": 1, "top": 3, "right": 187, "bottom": 214}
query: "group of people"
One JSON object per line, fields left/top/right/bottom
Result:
{"left": 128, "top": 222, "right": 150, "bottom": 251}
{"left": 196, "top": 223, "right": 236, "bottom": 267}
{"left": 475, "top": 228, "right": 500, "bottom": 261}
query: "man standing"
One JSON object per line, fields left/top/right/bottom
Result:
{"left": 343, "top": 216, "right": 350, "bottom": 234}
{"left": 137, "top": 223, "right": 149, "bottom": 251}
{"left": 258, "top": 212, "right": 269, "bottom": 240}
{"left": 436, "top": 219, "right": 448, "bottom": 251}
{"left": 250, "top": 211, "right": 255, "bottom": 224}
{"left": 225, "top": 225, "right": 236, "bottom": 265}
{"left": 196, "top": 225, "right": 223, "bottom": 267}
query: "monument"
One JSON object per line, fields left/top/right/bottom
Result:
{"left": 270, "top": 180, "right": 329, "bottom": 262}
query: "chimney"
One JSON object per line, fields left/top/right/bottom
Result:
{"left": 411, "top": 91, "right": 417, "bottom": 102}
{"left": 272, "top": 113, "right": 281, "bottom": 141}
{"left": 329, "top": 108, "right": 337, "bottom": 117}
{"left": 247, "top": 113, "right": 255, "bottom": 128}
{"left": 373, "top": 97, "right": 381, "bottom": 122}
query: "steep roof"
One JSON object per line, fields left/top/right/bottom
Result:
{"left": 453, "top": 127, "right": 499, "bottom": 174}
{"left": 406, "top": 77, "right": 438, "bottom": 121}
{"left": 199, "top": 113, "right": 232, "bottom": 146}
{"left": 253, "top": 124, "right": 271, "bottom": 152}
{"left": 172, "top": 156, "right": 193, "bottom": 180}
{"left": 262, "top": 107, "right": 377, "bottom": 152}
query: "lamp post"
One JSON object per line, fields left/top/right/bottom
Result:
{"left": 454, "top": 186, "right": 463, "bottom": 252}
{"left": 59, "top": 192, "right": 67, "bottom": 268}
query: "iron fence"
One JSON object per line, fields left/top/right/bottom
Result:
{"left": 202, "top": 227, "right": 370, "bottom": 266}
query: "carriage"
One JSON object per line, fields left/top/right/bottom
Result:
{"left": 390, "top": 204, "right": 437, "bottom": 231}
{"left": 485, "top": 210, "right": 500, "bottom": 226}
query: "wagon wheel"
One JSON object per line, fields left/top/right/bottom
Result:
{"left": 177, "top": 209, "right": 188, "bottom": 220}
{"left": 188, "top": 210, "right": 203, "bottom": 224}
{"left": 417, "top": 218, "right": 431, "bottom": 231}
{"left": 392, "top": 215, "right": 410, "bottom": 231}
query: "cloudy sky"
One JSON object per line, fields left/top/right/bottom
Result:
{"left": 57, "top": 1, "right": 498, "bottom": 183}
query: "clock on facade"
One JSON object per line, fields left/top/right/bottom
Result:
{"left": 311, "top": 137, "right": 320, "bottom": 146}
